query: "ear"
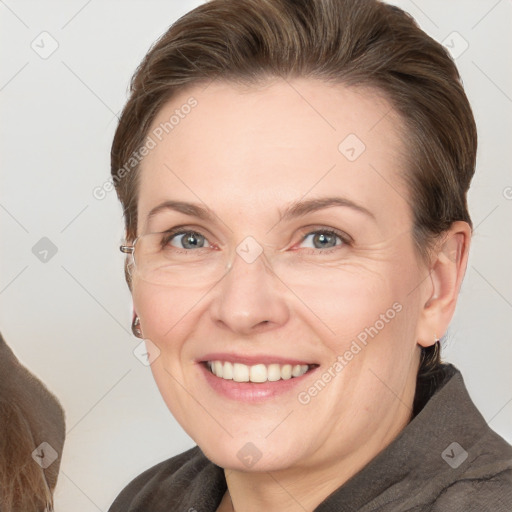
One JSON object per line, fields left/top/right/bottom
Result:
{"left": 416, "top": 221, "right": 471, "bottom": 348}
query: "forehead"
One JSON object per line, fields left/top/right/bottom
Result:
{"left": 137, "top": 78, "right": 410, "bottom": 228}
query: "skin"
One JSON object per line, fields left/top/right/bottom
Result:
{"left": 131, "top": 78, "right": 470, "bottom": 512}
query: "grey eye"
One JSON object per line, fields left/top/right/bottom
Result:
{"left": 170, "top": 231, "right": 208, "bottom": 249}
{"left": 300, "top": 231, "right": 342, "bottom": 249}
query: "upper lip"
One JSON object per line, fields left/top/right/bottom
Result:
{"left": 198, "top": 352, "right": 316, "bottom": 366}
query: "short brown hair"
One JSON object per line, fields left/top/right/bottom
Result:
{"left": 111, "top": 0, "right": 477, "bottom": 382}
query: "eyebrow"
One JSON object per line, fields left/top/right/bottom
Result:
{"left": 147, "top": 201, "right": 216, "bottom": 222}
{"left": 146, "top": 196, "right": 375, "bottom": 224}
{"left": 280, "top": 196, "right": 375, "bottom": 222}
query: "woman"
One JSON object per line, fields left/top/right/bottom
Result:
{"left": 108, "top": 0, "right": 512, "bottom": 510}
{"left": 0, "top": 333, "right": 65, "bottom": 511}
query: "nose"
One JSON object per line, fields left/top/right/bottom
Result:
{"left": 209, "top": 249, "right": 290, "bottom": 335}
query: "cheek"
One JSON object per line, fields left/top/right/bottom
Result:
{"left": 133, "top": 280, "right": 203, "bottom": 336}
{"left": 294, "top": 257, "right": 423, "bottom": 357}
{"left": 133, "top": 283, "right": 171, "bottom": 338}
{"left": 291, "top": 269, "right": 395, "bottom": 335}
{"left": 132, "top": 282, "right": 204, "bottom": 424}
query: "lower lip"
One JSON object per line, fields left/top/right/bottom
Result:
{"left": 199, "top": 363, "right": 318, "bottom": 402}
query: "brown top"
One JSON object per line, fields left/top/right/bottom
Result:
{"left": 108, "top": 364, "right": 512, "bottom": 511}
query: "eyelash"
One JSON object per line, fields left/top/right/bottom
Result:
{"left": 294, "top": 228, "right": 352, "bottom": 254}
{"left": 160, "top": 226, "right": 352, "bottom": 254}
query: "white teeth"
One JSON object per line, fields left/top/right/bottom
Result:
{"left": 249, "top": 364, "right": 267, "bottom": 383}
{"left": 214, "top": 361, "right": 223, "bottom": 378}
{"left": 291, "top": 364, "right": 303, "bottom": 377}
{"left": 223, "top": 361, "right": 233, "bottom": 379}
{"left": 267, "top": 364, "right": 282, "bottom": 382}
{"left": 207, "top": 360, "right": 309, "bottom": 382}
{"left": 281, "top": 364, "right": 292, "bottom": 380}
{"left": 233, "top": 363, "right": 249, "bottom": 382}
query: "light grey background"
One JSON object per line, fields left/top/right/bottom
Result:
{"left": 0, "top": 1, "right": 511, "bottom": 510}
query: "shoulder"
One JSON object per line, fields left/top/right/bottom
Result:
{"left": 108, "top": 446, "right": 225, "bottom": 512}
{"left": 431, "top": 469, "right": 512, "bottom": 512}
{"left": 431, "top": 429, "right": 512, "bottom": 512}
{"left": 433, "top": 369, "right": 512, "bottom": 511}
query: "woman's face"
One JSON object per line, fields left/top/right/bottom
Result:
{"left": 133, "top": 78, "right": 432, "bottom": 472}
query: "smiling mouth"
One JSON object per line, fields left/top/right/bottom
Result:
{"left": 205, "top": 360, "right": 317, "bottom": 383}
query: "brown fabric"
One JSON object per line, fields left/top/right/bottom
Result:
{"left": 108, "top": 365, "right": 512, "bottom": 511}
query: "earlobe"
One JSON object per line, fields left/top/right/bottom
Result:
{"left": 132, "top": 309, "right": 143, "bottom": 338}
{"left": 417, "top": 221, "right": 471, "bottom": 348}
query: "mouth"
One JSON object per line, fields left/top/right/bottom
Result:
{"left": 197, "top": 353, "right": 319, "bottom": 401}
{"left": 204, "top": 360, "right": 316, "bottom": 383}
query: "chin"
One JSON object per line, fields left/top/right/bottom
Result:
{"left": 200, "top": 442, "right": 298, "bottom": 473}
{"left": 193, "top": 428, "right": 306, "bottom": 473}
